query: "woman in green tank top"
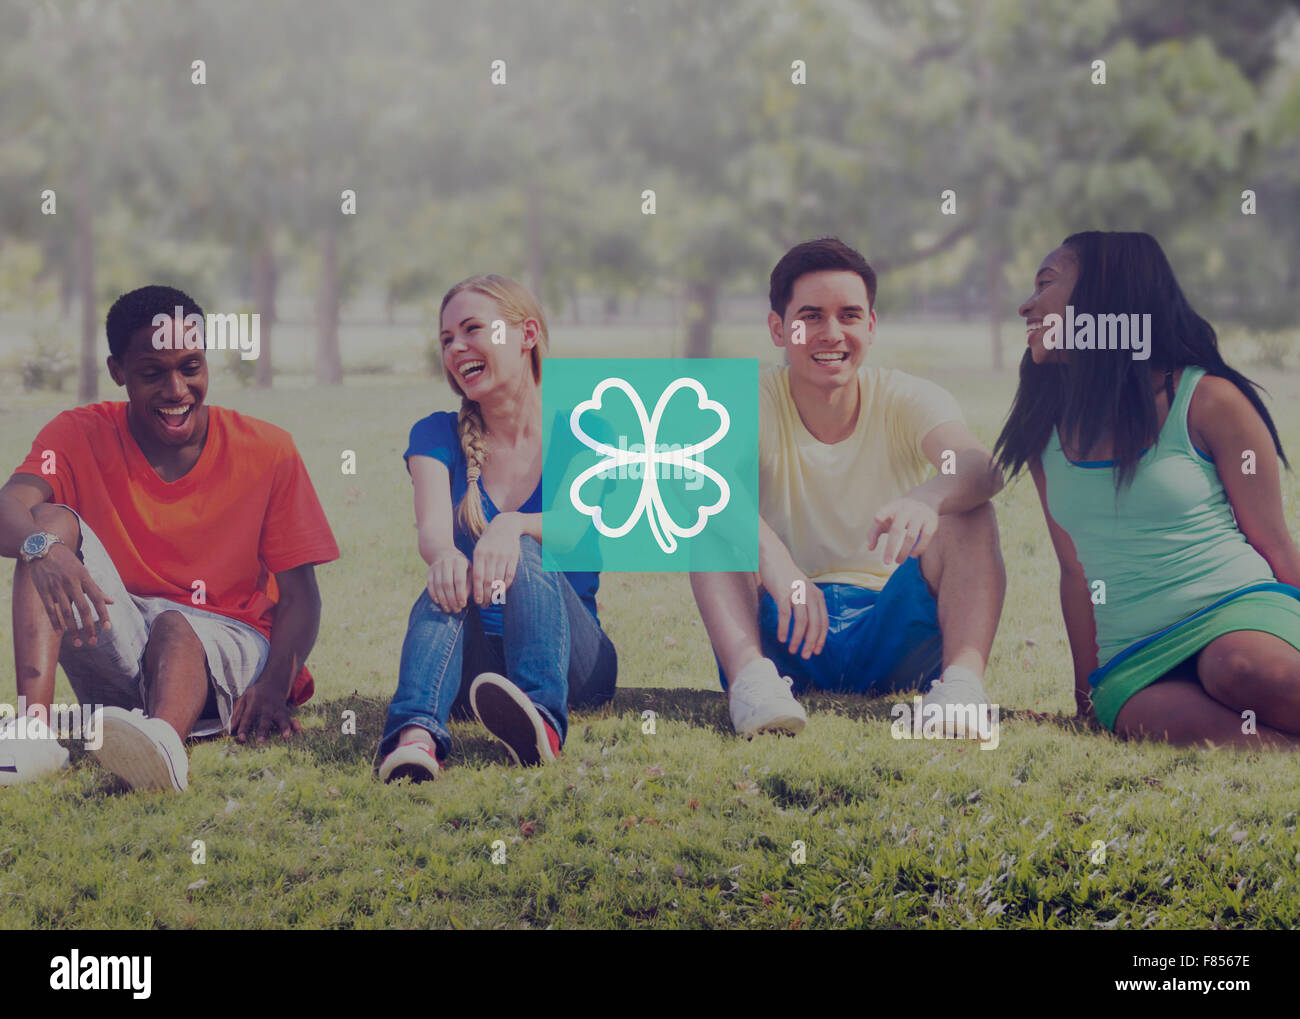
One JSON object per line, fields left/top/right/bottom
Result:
{"left": 995, "top": 231, "right": 1300, "bottom": 748}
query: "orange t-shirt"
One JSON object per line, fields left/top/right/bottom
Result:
{"left": 14, "top": 402, "right": 339, "bottom": 704}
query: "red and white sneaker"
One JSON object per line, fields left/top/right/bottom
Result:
{"left": 378, "top": 739, "right": 442, "bottom": 783}
{"left": 469, "top": 673, "right": 561, "bottom": 766}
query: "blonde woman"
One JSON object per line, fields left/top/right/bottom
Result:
{"left": 378, "top": 275, "right": 617, "bottom": 781}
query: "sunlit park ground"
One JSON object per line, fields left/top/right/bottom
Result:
{"left": 3, "top": 310, "right": 1300, "bottom": 929}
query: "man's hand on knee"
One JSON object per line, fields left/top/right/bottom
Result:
{"left": 25, "top": 540, "right": 114, "bottom": 648}
{"left": 760, "top": 552, "right": 827, "bottom": 659}
{"left": 867, "top": 496, "right": 940, "bottom": 567}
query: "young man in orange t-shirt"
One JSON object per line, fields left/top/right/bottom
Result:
{"left": 0, "top": 285, "right": 339, "bottom": 792}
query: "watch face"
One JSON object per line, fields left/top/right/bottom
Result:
{"left": 22, "top": 534, "right": 48, "bottom": 557}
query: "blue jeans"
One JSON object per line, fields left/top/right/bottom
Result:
{"left": 380, "top": 536, "right": 617, "bottom": 759}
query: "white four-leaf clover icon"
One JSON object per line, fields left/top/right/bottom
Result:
{"left": 568, "top": 377, "right": 731, "bottom": 554}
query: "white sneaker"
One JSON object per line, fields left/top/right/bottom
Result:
{"left": 0, "top": 715, "right": 70, "bottom": 786}
{"left": 923, "top": 667, "right": 994, "bottom": 740}
{"left": 89, "top": 707, "right": 188, "bottom": 792}
{"left": 728, "top": 658, "right": 807, "bottom": 737}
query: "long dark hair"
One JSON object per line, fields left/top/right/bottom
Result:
{"left": 995, "top": 231, "right": 1286, "bottom": 488}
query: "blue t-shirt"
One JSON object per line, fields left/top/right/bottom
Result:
{"left": 404, "top": 410, "right": 601, "bottom": 636}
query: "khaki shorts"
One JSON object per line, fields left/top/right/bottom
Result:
{"left": 56, "top": 507, "right": 270, "bottom": 735}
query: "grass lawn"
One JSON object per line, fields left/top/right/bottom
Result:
{"left": 2, "top": 320, "right": 1300, "bottom": 929}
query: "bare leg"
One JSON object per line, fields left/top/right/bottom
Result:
{"left": 12, "top": 503, "right": 81, "bottom": 718}
{"left": 142, "top": 611, "right": 209, "bottom": 741}
{"left": 1114, "top": 668, "right": 1300, "bottom": 748}
{"left": 689, "top": 571, "right": 762, "bottom": 694}
{"left": 918, "top": 503, "right": 1006, "bottom": 678}
{"left": 1195, "top": 631, "right": 1300, "bottom": 736}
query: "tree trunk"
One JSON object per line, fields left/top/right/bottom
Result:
{"left": 986, "top": 246, "right": 1005, "bottom": 373}
{"left": 683, "top": 279, "right": 717, "bottom": 359}
{"left": 75, "top": 177, "right": 96, "bottom": 403}
{"left": 526, "top": 178, "right": 544, "bottom": 300}
{"left": 253, "top": 225, "right": 276, "bottom": 388}
{"left": 60, "top": 255, "right": 74, "bottom": 319}
{"left": 975, "top": 0, "right": 1005, "bottom": 373}
{"left": 316, "top": 227, "right": 343, "bottom": 385}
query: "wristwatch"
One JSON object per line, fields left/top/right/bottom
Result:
{"left": 19, "top": 531, "right": 64, "bottom": 563}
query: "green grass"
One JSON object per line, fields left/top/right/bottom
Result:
{"left": 3, "top": 321, "right": 1300, "bottom": 929}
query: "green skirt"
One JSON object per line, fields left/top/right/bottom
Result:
{"left": 1091, "top": 586, "right": 1300, "bottom": 731}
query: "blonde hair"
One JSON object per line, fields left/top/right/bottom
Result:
{"left": 439, "top": 274, "right": 548, "bottom": 537}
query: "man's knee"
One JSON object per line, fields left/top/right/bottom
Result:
{"left": 934, "top": 503, "right": 1003, "bottom": 562}
{"left": 145, "top": 610, "right": 203, "bottom": 658}
{"left": 921, "top": 502, "right": 1004, "bottom": 595}
{"left": 947, "top": 501, "right": 999, "bottom": 539}
{"left": 29, "top": 502, "right": 81, "bottom": 546}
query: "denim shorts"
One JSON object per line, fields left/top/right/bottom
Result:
{"left": 720, "top": 557, "right": 943, "bottom": 695}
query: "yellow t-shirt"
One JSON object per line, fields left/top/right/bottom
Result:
{"left": 759, "top": 364, "right": 963, "bottom": 590}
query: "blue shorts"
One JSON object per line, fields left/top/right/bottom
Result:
{"left": 719, "top": 558, "right": 943, "bottom": 695}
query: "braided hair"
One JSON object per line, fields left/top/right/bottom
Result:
{"left": 438, "top": 274, "right": 549, "bottom": 537}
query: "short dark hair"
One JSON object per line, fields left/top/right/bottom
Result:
{"left": 769, "top": 237, "right": 877, "bottom": 318}
{"left": 105, "top": 285, "right": 204, "bottom": 360}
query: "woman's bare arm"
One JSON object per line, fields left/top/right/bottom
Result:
{"left": 1029, "top": 457, "right": 1100, "bottom": 717}
{"left": 1192, "top": 376, "right": 1300, "bottom": 587}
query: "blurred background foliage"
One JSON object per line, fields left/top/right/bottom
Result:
{"left": 0, "top": 0, "right": 1297, "bottom": 396}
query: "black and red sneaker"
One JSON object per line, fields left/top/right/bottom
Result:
{"left": 469, "top": 673, "right": 561, "bottom": 766}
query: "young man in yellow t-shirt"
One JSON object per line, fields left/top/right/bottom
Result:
{"left": 691, "top": 237, "right": 1006, "bottom": 737}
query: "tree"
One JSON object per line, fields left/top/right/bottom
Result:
{"left": 0, "top": 0, "right": 171, "bottom": 400}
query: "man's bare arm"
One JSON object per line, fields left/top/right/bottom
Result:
{"left": 230, "top": 563, "right": 322, "bottom": 743}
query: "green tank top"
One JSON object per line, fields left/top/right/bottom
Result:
{"left": 1041, "top": 366, "right": 1275, "bottom": 666}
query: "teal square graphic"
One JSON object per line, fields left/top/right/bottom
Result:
{"left": 543, "top": 358, "right": 758, "bottom": 573}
